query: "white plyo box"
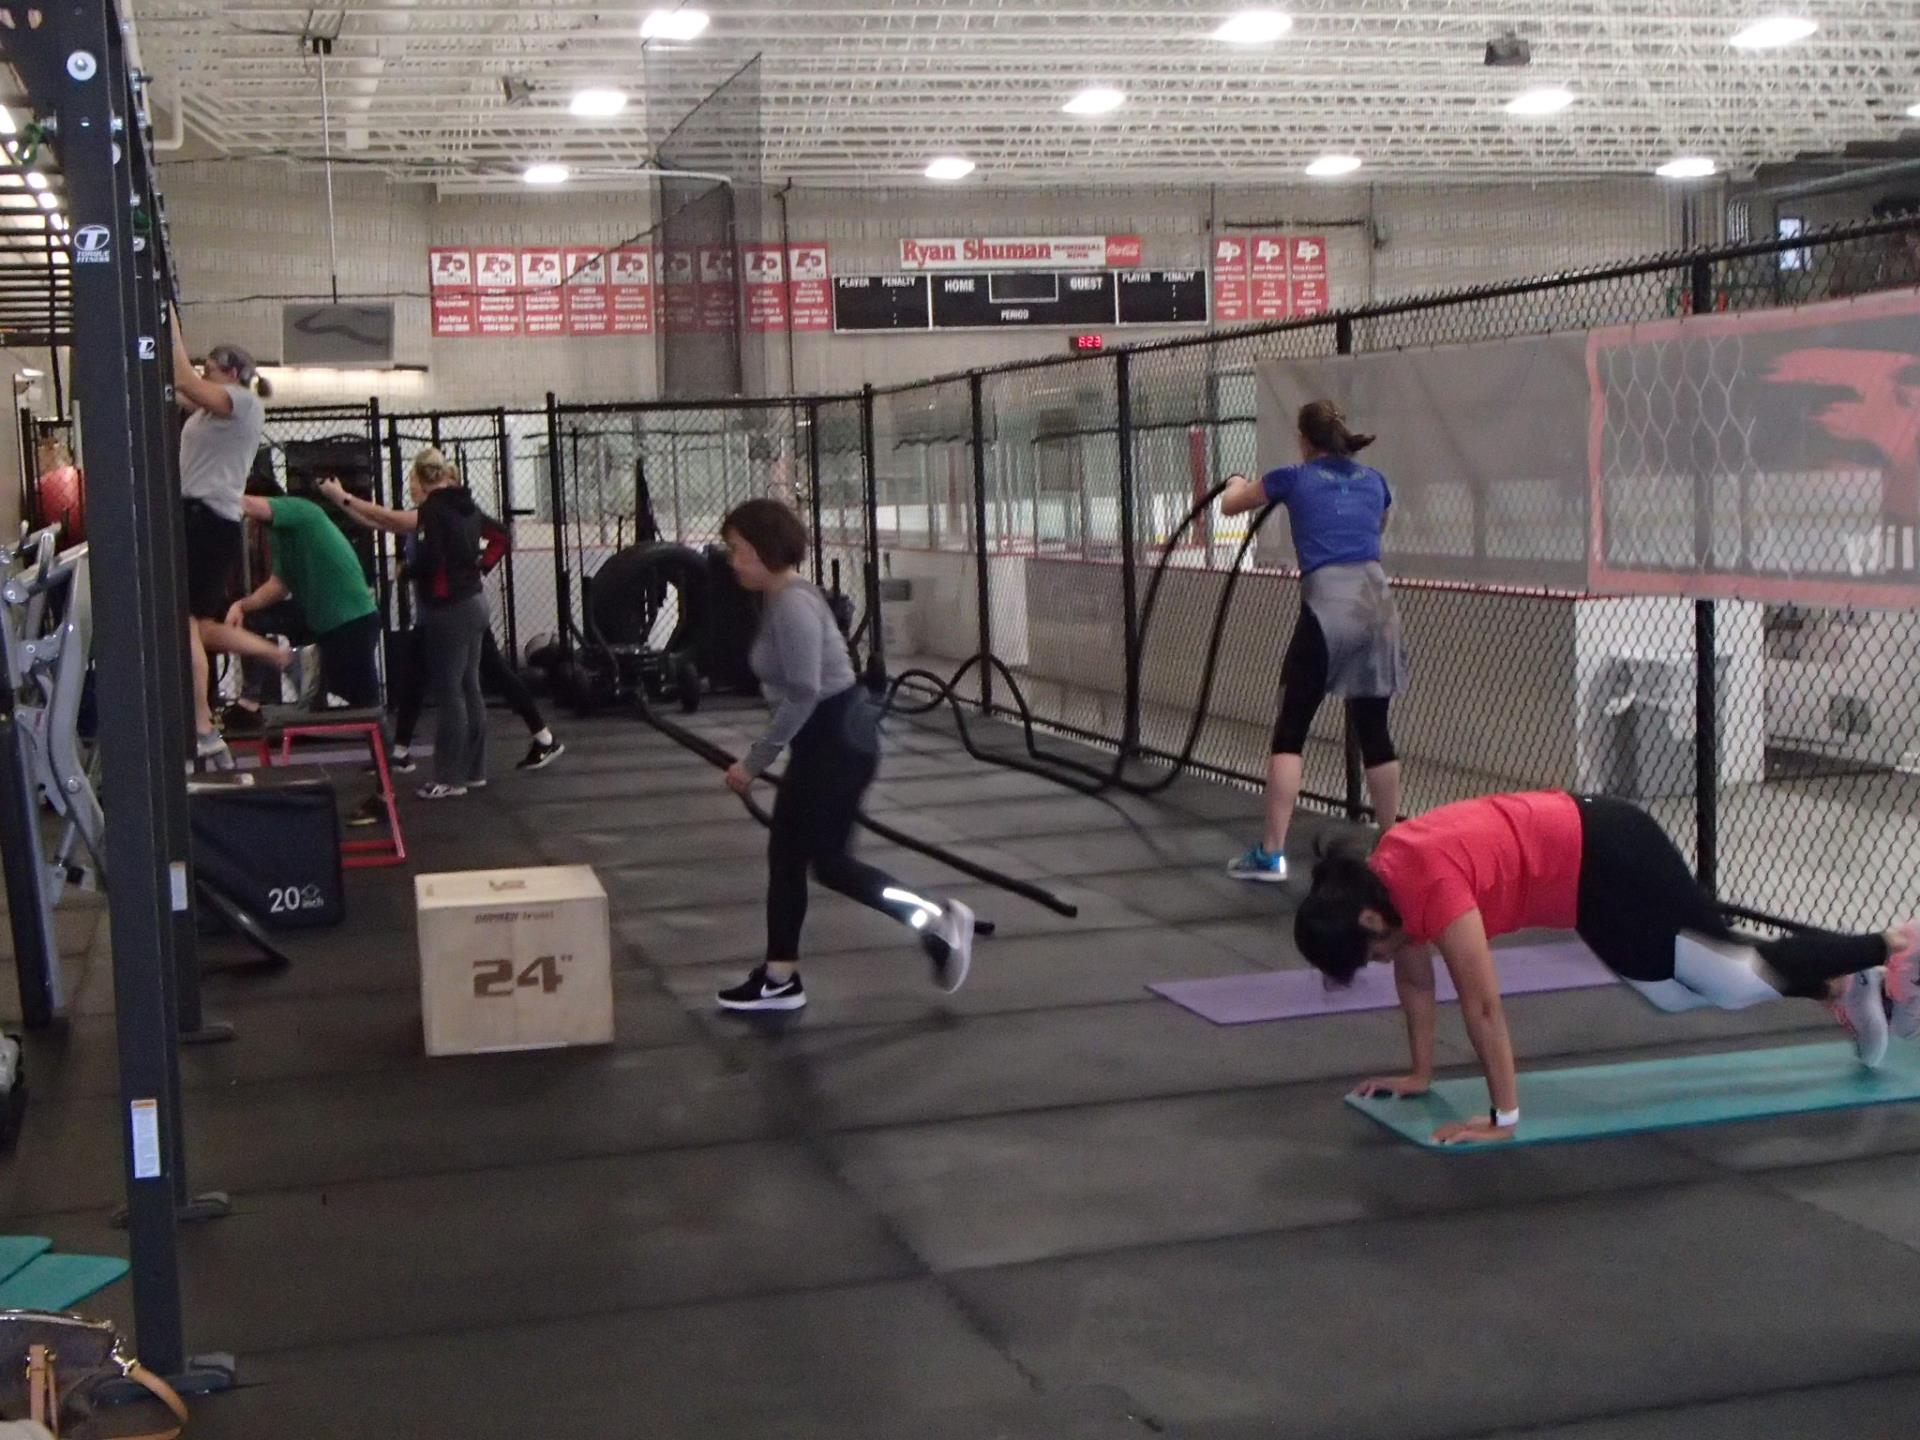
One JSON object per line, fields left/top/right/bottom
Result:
{"left": 416, "top": 866, "right": 613, "bottom": 1057}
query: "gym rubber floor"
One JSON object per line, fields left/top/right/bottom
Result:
{"left": 7, "top": 705, "right": 1920, "bottom": 1439}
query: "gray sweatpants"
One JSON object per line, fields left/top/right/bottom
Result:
{"left": 420, "top": 593, "right": 489, "bottom": 787}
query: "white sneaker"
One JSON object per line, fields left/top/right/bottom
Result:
{"left": 195, "top": 732, "right": 235, "bottom": 772}
{"left": 1884, "top": 925, "right": 1920, "bottom": 1041}
{"left": 926, "top": 899, "right": 976, "bottom": 994}
{"left": 1830, "top": 968, "right": 1891, "bottom": 1069}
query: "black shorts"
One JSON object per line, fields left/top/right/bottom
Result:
{"left": 1573, "top": 795, "right": 1731, "bottom": 982}
{"left": 315, "top": 612, "right": 382, "bottom": 709}
{"left": 183, "top": 501, "right": 245, "bottom": 621}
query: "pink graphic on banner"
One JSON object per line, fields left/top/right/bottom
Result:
{"left": 697, "top": 246, "right": 737, "bottom": 333}
{"left": 1289, "top": 235, "right": 1329, "bottom": 317}
{"left": 1212, "top": 236, "right": 1249, "bottom": 323}
{"left": 742, "top": 245, "right": 788, "bottom": 332}
{"left": 473, "top": 248, "right": 521, "bottom": 336}
{"left": 428, "top": 248, "right": 476, "bottom": 337}
{"left": 661, "top": 248, "right": 698, "bottom": 331}
{"left": 1249, "top": 234, "right": 1291, "bottom": 321}
{"left": 563, "top": 248, "right": 612, "bottom": 336}
{"left": 520, "top": 248, "right": 566, "bottom": 336}
{"left": 787, "top": 244, "right": 831, "bottom": 331}
{"left": 609, "top": 248, "right": 654, "bottom": 335}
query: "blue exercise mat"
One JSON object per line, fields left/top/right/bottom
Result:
{"left": 0, "top": 1252, "right": 129, "bottom": 1310}
{"left": 1347, "top": 1040, "right": 1920, "bottom": 1150}
{"left": 0, "top": 1236, "right": 51, "bottom": 1286}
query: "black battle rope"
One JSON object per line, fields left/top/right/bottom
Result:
{"left": 632, "top": 690, "right": 1066, "bottom": 923}
{"left": 884, "top": 481, "right": 1280, "bottom": 800}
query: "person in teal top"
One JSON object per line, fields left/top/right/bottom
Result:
{"left": 223, "top": 487, "right": 382, "bottom": 729}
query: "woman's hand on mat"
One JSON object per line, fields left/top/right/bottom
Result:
{"left": 1432, "top": 1117, "right": 1515, "bottom": 1146}
{"left": 723, "top": 762, "right": 754, "bottom": 796}
{"left": 1352, "top": 1074, "right": 1430, "bottom": 1100}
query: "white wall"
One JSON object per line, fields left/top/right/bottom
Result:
{"left": 160, "top": 159, "right": 1683, "bottom": 412}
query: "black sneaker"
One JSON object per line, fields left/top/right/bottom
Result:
{"left": 220, "top": 704, "right": 266, "bottom": 737}
{"left": 716, "top": 965, "right": 806, "bottom": 1013}
{"left": 346, "top": 795, "right": 387, "bottom": 828}
{"left": 371, "top": 748, "right": 417, "bottom": 776}
{"left": 517, "top": 737, "right": 566, "bottom": 771}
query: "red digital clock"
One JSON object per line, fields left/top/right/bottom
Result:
{"left": 1070, "top": 333, "right": 1106, "bottom": 352}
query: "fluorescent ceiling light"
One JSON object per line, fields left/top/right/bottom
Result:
{"left": 1063, "top": 87, "right": 1125, "bottom": 116}
{"left": 924, "top": 156, "right": 975, "bottom": 181}
{"left": 1304, "top": 154, "right": 1362, "bottom": 177}
{"left": 1907, "top": 101, "right": 1920, "bottom": 119}
{"left": 1212, "top": 10, "right": 1292, "bottom": 44}
{"left": 1729, "top": 17, "right": 1817, "bottom": 49}
{"left": 569, "top": 88, "right": 628, "bottom": 119}
{"left": 522, "top": 163, "right": 570, "bottom": 186}
{"left": 0, "top": 106, "right": 14, "bottom": 136}
{"left": 641, "top": 8, "right": 709, "bottom": 42}
{"left": 25, "top": 171, "right": 46, "bottom": 191}
{"left": 1505, "top": 86, "right": 1575, "bottom": 116}
{"left": 37, "top": 191, "right": 57, "bottom": 210}
{"left": 1656, "top": 156, "right": 1717, "bottom": 179}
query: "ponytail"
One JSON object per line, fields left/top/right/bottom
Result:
{"left": 408, "top": 446, "right": 462, "bottom": 491}
{"left": 1297, "top": 399, "right": 1375, "bottom": 457}
{"left": 206, "top": 343, "right": 270, "bottom": 399}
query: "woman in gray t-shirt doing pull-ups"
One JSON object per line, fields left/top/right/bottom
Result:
{"left": 713, "top": 499, "right": 975, "bottom": 1013}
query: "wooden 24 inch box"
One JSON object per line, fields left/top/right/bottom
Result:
{"left": 416, "top": 866, "right": 613, "bottom": 1057}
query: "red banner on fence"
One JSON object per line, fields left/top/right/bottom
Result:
{"left": 563, "top": 248, "right": 612, "bottom": 337}
{"left": 609, "top": 247, "right": 654, "bottom": 335}
{"left": 1289, "top": 235, "right": 1329, "bottom": 317}
{"left": 1212, "top": 236, "right": 1249, "bottom": 324}
{"left": 472, "top": 248, "right": 521, "bottom": 336}
{"left": 742, "top": 244, "right": 788, "bottom": 332}
{"left": 661, "top": 248, "right": 698, "bottom": 331}
{"left": 787, "top": 244, "right": 831, "bottom": 331}
{"left": 519, "top": 248, "right": 566, "bottom": 336}
{"left": 697, "top": 246, "right": 738, "bottom": 333}
{"left": 1248, "top": 234, "right": 1291, "bottom": 322}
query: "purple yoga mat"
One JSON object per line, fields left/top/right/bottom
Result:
{"left": 1150, "top": 939, "right": 1615, "bottom": 1026}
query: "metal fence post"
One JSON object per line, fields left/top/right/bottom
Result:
{"left": 1115, "top": 352, "right": 1141, "bottom": 757}
{"left": 859, "top": 384, "right": 884, "bottom": 687}
{"left": 495, "top": 407, "right": 520, "bottom": 665}
{"left": 1334, "top": 316, "right": 1365, "bottom": 819}
{"left": 545, "top": 391, "right": 575, "bottom": 657}
{"left": 1690, "top": 256, "right": 1720, "bottom": 895}
{"left": 806, "top": 400, "right": 824, "bottom": 587}
{"left": 969, "top": 372, "right": 993, "bottom": 714}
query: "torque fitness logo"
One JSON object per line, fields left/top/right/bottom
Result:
{"left": 72, "top": 226, "right": 111, "bottom": 263}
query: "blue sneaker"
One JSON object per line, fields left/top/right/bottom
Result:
{"left": 1226, "top": 844, "right": 1288, "bottom": 883}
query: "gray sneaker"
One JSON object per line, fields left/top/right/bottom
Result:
{"left": 1830, "top": 968, "right": 1891, "bottom": 1069}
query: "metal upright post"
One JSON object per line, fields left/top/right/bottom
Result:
{"left": 52, "top": 0, "right": 232, "bottom": 1392}
{"left": 805, "top": 400, "right": 824, "bottom": 587}
{"left": 495, "top": 407, "right": 520, "bottom": 665}
{"left": 1334, "top": 315, "right": 1365, "bottom": 818}
{"left": 859, "top": 384, "right": 884, "bottom": 687}
{"left": 1114, "top": 353, "right": 1142, "bottom": 757}
{"left": 1689, "top": 256, "right": 1720, "bottom": 895}
{"left": 545, "top": 391, "right": 575, "bottom": 657}
{"left": 969, "top": 372, "right": 993, "bottom": 714}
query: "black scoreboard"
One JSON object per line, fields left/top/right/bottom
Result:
{"left": 834, "top": 269, "right": 1208, "bottom": 333}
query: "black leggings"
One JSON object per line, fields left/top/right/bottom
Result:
{"left": 1573, "top": 795, "right": 1884, "bottom": 999}
{"left": 394, "top": 625, "right": 544, "bottom": 748}
{"left": 767, "top": 687, "right": 927, "bottom": 963}
{"left": 1271, "top": 607, "right": 1395, "bottom": 767}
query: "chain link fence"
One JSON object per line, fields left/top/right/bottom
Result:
{"left": 376, "top": 214, "right": 1918, "bottom": 936}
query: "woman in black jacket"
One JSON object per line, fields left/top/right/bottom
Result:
{"left": 322, "top": 448, "right": 489, "bottom": 798}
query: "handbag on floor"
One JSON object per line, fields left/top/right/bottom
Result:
{"left": 0, "top": 1313, "right": 188, "bottom": 1438}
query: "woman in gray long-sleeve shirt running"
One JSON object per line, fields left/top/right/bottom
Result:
{"left": 715, "top": 499, "right": 976, "bottom": 1012}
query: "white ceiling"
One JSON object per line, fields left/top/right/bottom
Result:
{"left": 127, "top": 1, "right": 1920, "bottom": 190}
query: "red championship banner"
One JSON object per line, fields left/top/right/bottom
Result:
{"left": 787, "top": 243, "right": 831, "bottom": 331}
{"left": 697, "top": 245, "right": 738, "bottom": 333}
{"left": 428, "top": 247, "right": 476, "bottom": 337}
{"left": 1211, "top": 236, "right": 1249, "bottom": 324}
{"left": 742, "top": 244, "right": 788, "bottom": 332}
{"left": 519, "top": 248, "right": 566, "bottom": 336}
{"left": 609, "top": 247, "right": 654, "bottom": 335}
{"left": 1289, "top": 235, "right": 1329, "bottom": 317}
{"left": 563, "top": 248, "right": 612, "bottom": 337}
{"left": 473, "top": 247, "right": 521, "bottom": 336}
{"left": 1249, "top": 234, "right": 1291, "bottom": 322}
{"left": 660, "top": 247, "right": 698, "bottom": 331}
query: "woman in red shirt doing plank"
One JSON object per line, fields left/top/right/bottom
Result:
{"left": 1294, "top": 792, "right": 1919, "bottom": 1145}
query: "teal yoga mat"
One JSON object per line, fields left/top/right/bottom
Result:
{"left": 1347, "top": 1040, "right": 1920, "bottom": 1150}
{"left": 0, "top": 1252, "right": 129, "bottom": 1310}
{"left": 0, "top": 1236, "right": 51, "bottom": 1286}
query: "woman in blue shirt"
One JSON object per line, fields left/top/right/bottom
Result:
{"left": 1218, "top": 400, "right": 1406, "bottom": 882}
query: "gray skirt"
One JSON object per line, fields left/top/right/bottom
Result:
{"left": 1302, "top": 561, "right": 1407, "bottom": 699}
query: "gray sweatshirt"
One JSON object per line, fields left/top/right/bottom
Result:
{"left": 741, "top": 579, "right": 857, "bottom": 776}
